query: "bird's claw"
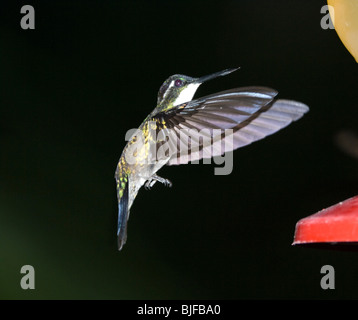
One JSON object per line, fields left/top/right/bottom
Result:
{"left": 164, "top": 179, "right": 172, "bottom": 188}
{"left": 144, "top": 175, "right": 172, "bottom": 190}
{"left": 144, "top": 179, "right": 156, "bottom": 190}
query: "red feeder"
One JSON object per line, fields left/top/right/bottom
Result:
{"left": 293, "top": 195, "right": 358, "bottom": 248}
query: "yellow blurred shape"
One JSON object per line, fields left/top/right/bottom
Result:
{"left": 328, "top": 0, "right": 358, "bottom": 62}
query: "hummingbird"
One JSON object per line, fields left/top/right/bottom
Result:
{"left": 115, "top": 68, "right": 309, "bottom": 250}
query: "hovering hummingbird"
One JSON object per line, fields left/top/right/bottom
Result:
{"left": 115, "top": 68, "right": 309, "bottom": 250}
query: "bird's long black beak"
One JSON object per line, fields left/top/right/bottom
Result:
{"left": 197, "top": 67, "right": 240, "bottom": 83}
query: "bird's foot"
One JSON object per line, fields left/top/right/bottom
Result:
{"left": 144, "top": 179, "right": 156, "bottom": 190}
{"left": 144, "top": 174, "right": 172, "bottom": 190}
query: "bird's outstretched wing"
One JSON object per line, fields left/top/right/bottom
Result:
{"left": 149, "top": 86, "right": 309, "bottom": 165}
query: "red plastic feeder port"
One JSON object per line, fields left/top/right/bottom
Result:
{"left": 293, "top": 195, "right": 358, "bottom": 248}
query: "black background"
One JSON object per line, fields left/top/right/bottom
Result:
{"left": 1, "top": 0, "right": 358, "bottom": 299}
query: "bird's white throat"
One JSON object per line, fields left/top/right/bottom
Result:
{"left": 173, "top": 83, "right": 201, "bottom": 106}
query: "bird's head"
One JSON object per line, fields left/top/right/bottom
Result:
{"left": 157, "top": 68, "right": 239, "bottom": 107}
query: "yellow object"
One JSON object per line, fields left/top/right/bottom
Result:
{"left": 328, "top": 0, "right": 358, "bottom": 62}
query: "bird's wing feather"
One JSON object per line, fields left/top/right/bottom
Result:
{"left": 150, "top": 87, "right": 309, "bottom": 165}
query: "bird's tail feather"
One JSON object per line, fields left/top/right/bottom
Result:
{"left": 117, "top": 177, "right": 129, "bottom": 251}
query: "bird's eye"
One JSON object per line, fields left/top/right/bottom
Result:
{"left": 174, "top": 79, "right": 185, "bottom": 87}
